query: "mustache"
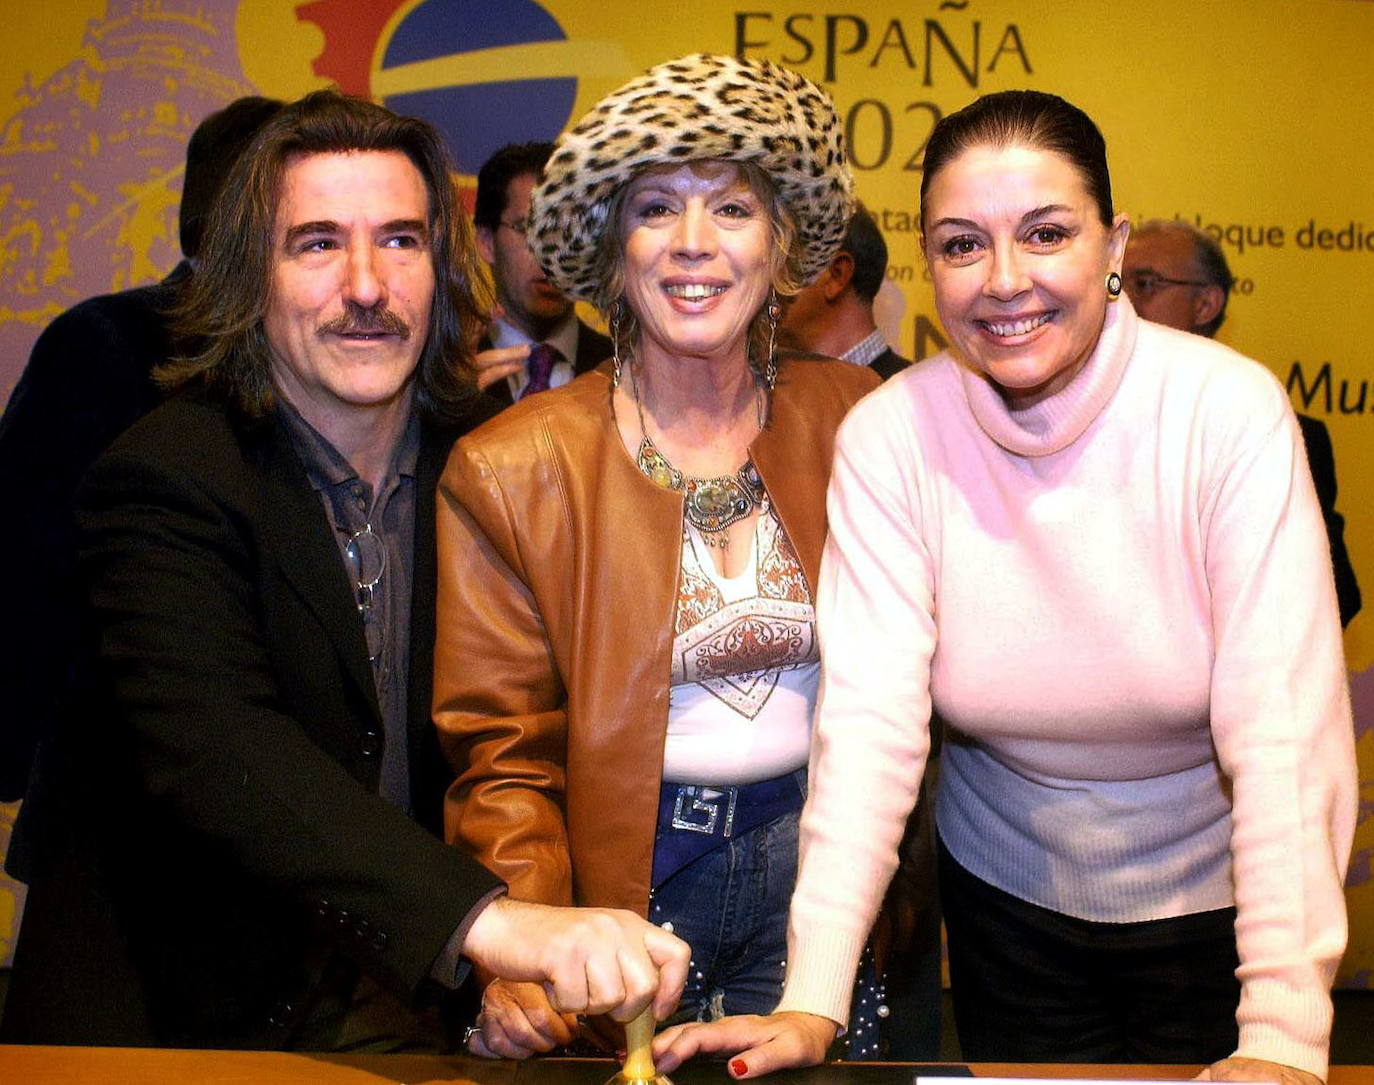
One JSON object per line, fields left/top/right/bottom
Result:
{"left": 317, "top": 304, "right": 411, "bottom": 339}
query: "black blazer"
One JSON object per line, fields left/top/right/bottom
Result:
{"left": 481, "top": 318, "right": 612, "bottom": 408}
{"left": 1297, "top": 413, "right": 1362, "bottom": 627}
{"left": 1, "top": 394, "right": 502, "bottom": 1049}
{"left": 869, "top": 347, "right": 912, "bottom": 382}
{"left": 0, "top": 266, "right": 187, "bottom": 801}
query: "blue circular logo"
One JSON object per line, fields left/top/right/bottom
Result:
{"left": 377, "top": 0, "right": 577, "bottom": 174}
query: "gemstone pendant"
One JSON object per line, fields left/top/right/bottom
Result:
{"left": 694, "top": 480, "right": 734, "bottom": 518}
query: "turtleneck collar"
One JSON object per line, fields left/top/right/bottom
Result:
{"left": 958, "top": 296, "right": 1139, "bottom": 458}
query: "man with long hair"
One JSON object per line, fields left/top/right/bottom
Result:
{"left": 3, "top": 90, "right": 685, "bottom": 1051}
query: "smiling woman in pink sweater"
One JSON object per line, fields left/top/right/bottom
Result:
{"left": 655, "top": 91, "right": 1357, "bottom": 1085}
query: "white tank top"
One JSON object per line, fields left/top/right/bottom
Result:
{"left": 662, "top": 505, "right": 818, "bottom": 785}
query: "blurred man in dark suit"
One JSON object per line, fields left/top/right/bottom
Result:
{"left": 778, "top": 202, "right": 911, "bottom": 381}
{"left": 0, "top": 96, "right": 284, "bottom": 804}
{"left": 470, "top": 142, "right": 611, "bottom": 403}
{"left": 1125, "top": 219, "right": 1361, "bottom": 626}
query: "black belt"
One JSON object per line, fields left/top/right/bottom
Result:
{"left": 651, "top": 771, "right": 805, "bottom": 887}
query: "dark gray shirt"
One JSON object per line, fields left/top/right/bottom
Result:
{"left": 278, "top": 401, "right": 419, "bottom": 814}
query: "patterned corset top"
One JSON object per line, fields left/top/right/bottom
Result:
{"left": 669, "top": 505, "right": 817, "bottom": 720}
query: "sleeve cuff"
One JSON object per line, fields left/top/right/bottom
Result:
{"left": 775, "top": 924, "right": 868, "bottom": 1030}
{"left": 1236, "top": 978, "right": 1335, "bottom": 1081}
{"left": 428, "top": 886, "right": 507, "bottom": 989}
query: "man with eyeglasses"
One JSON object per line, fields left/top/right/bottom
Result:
{"left": 2, "top": 91, "right": 687, "bottom": 1051}
{"left": 471, "top": 142, "right": 611, "bottom": 404}
{"left": 1121, "top": 218, "right": 1233, "bottom": 337}
{"left": 1123, "top": 218, "right": 1360, "bottom": 627}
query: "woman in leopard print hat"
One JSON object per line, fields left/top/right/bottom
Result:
{"left": 527, "top": 52, "right": 853, "bottom": 312}
{"left": 435, "top": 53, "right": 899, "bottom": 1058}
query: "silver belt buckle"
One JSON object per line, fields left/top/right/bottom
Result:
{"left": 670, "top": 785, "right": 739, "bottom": 837}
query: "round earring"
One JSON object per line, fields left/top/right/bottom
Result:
{"left": 1106, "top": 271, "right": 1123, "bottom": 298}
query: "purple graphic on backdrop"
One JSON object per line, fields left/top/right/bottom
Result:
{"left": 0, "top": 0, "right": 252, "bottom": 399}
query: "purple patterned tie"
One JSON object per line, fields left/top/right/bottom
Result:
{"left": 519, "top": 342, "right": 559, "bottom": 399}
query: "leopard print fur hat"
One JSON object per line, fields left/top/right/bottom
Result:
{"left": 528, "top": 53, "right": 854, "bottom": 304}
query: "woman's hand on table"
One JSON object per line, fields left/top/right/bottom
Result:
{"left": 468, "top": 979, "right": 577, "bottom": 1059}
{"left": 1199, "top": 1056, "right": 1324, "bottom": 1085}
{"left": 651, "top": 1011, "right": 838, "bottom": 1077}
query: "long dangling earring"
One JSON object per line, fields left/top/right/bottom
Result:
{"left": 610, "top": 298, "right": 625, "bottom": 388}
{"left": 764, "top": 292, "right": 781, "bottom": 391}
{"left": 1106, "top": 271, "right": 1123, "bottom": 298}
{"left": 750, "top": 292, "right": 781, "bottom": 429}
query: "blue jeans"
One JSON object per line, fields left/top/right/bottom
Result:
{"left": 649, "top": 810, "right": 797, "bottom": 1023}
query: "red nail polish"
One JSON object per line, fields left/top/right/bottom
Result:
{"left": 730, "top": 1059, "right": 748, "bottom": 1077}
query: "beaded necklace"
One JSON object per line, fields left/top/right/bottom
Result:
{"left": 631, "top": 366, "right": 768, "bottom": 549}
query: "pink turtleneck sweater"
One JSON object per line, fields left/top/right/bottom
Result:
{"left": 778, "top": 300, "right": 1356, "bottom": 1078}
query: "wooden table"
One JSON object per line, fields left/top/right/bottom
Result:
{"left": 1, "top": 1050, "right": 1369, "bottom": 1085}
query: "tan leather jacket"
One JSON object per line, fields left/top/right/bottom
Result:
{"left": 434, "top": 356, "right": 879, "bottom": 917}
